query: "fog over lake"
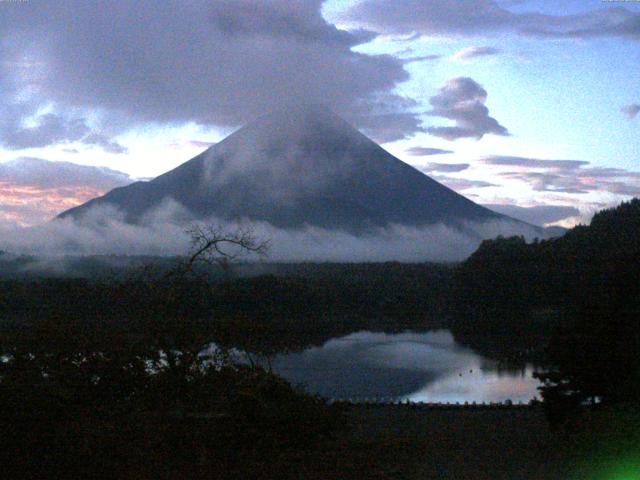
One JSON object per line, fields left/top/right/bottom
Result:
{"left": 268, "top": 330, "right": 540, "bottom": 403}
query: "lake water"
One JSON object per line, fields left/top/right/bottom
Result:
{"left": 268, "top": 330, "right": 541, "bottom": 403}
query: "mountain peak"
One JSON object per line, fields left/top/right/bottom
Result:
{"left": 262, "top": 102, "right": 337, "bottom": 121}
{"left": 222, "top": 103, "right": 362, "bottom": 152}
{"left": 59, "top": 108, "right": 516, "bottom": 233}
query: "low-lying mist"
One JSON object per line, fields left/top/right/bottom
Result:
{"left": 0, "top": 200, "right": 549, "bottom": 267}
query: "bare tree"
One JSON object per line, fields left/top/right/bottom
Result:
{"left": 188, "top": 224, "right": 268, "bottom": 266}
{"left": 172, "top": 224, "right": 269, "bottom": 278}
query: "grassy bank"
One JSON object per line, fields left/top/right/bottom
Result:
{"left": 342, "top": 405, "right": 640, "bottom": 480}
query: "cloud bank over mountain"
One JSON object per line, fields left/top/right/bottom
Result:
{"left": 0, "top": 107, "right": 550, "bottom": 262}
{"left": 0, "top": 0, "right": 421, "bottom": 146}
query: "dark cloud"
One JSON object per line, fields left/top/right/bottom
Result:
{"left": 481, "top": 155, "right": 640, "bottom": 195}
{"left": 621, "top": 103, "right": 640, "bottom": 119}
{"left": 483, "top": 204, "right": 580, "bottom": 226}
{"left": 1, "top": 114, "right": 89, "bottom": 149}
{"left": 452, "top": 46, "right": 501, "bottom": 61}
{"left": 406, "top": 147, "right": 454, "bottom": 156}
{"left": 343, "top": 0, "right": 640, "bottom": 40}
{"left": 81, "top": 133, "right": 129, "bottom": 154}
{"left": 421, "top": 163, "right": 470, "bottom": 173}
{"left": 426, "top": 77, "right": 509, "bottom": 141}
{"left": 0, "top": 0, "right": 418, "bottom": 143}
{"left": 0, "top": 113, "right": 128, "bottom": 153}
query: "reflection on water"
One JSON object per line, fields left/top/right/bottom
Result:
{"left": 269, "top": 330, "right": 541, "bottom": 403}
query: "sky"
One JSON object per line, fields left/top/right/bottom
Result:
{"left": 0, "top": 0, "right": 638, "bottom": 228}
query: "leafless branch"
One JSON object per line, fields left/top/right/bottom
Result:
{"left": 181, "top": 224, "right": 269, "bottom": 275}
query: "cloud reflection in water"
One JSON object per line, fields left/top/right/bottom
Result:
{"left": 270, "top": 330, "right": 540, "bottom": 403}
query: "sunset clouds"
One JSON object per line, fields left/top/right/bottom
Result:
{"left": 0, "top": 158, "right": 132, "bottom": 226}
{"left": 480, "top": 155, "right": 640, "bottom": 196}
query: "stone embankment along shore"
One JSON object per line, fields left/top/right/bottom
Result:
{"left": 328, "top": 399, "right": 540, "bottom": 410}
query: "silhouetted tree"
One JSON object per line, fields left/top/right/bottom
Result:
{"left": 0, "top": 224, "right": 351, "bottom": 479}
{"left": 531, "top": 199, "right": 640, "bottom": 425}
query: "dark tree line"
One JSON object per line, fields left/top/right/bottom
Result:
{"left": 0, "top": 261, "right": 454, "bottom": 358}
{"left": 453, "top": 199, "right": 640, "bottom": 420}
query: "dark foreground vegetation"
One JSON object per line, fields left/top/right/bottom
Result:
{"left": 0, "top": 261, "right": 453, "bottom": 356}
{"left": 0, "top": 200, "right": 638, "bottom": 478}
{"left": 455, "top": 199, "right": 640, "bottom": 422}
{"left": 347, "top": 404, "right": 640, "bottom": 480}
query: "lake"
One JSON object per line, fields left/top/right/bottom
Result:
{"left": 267, "top": 330, "right": 541, "bottom": 403}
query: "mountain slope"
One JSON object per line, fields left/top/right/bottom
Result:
{"left": 59, "top": 105, "right": 515, "bottom": 231}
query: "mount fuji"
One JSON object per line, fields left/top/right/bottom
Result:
{"left": 59, "top": 105, "right": 531, "bottom": 237}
